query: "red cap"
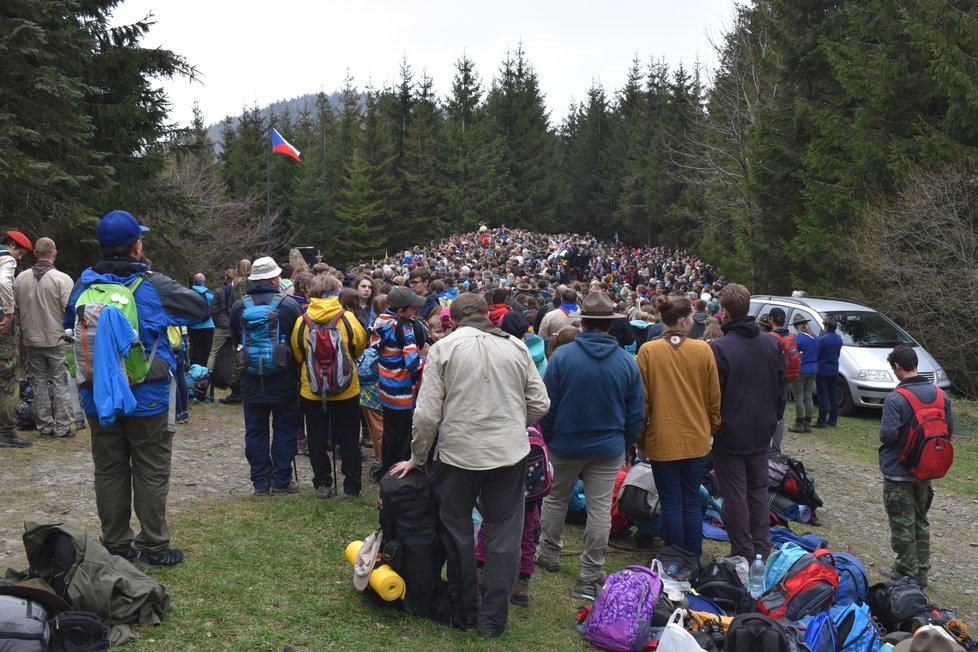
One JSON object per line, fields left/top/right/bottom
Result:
{"left": 5, "top": 231, "right": 33, "bottom": 252}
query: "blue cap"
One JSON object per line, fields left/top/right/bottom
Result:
{"left": 97, "top": 210, "right": 149, "bottom": 247}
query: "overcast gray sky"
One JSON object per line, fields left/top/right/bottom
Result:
{"left": 114, "top": 0, "right": 739, "bottom": 128}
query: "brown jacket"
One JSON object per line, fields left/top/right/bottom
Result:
{"left": 636, "top": 334, "right": 721, "bottom": 462}
{"left": 14, "top": 264, "right": 73, "bottom": 347}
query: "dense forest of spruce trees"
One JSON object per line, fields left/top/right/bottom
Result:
{"left": 3, "top": 0, "right": 977, "bottom": 392}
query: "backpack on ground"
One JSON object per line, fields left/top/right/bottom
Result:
{"left": 758, "top": 549, "right": 839, "bottom": 621}
{"left": 693, "top": 557, "right": 754, "bottom": 615}
{"left": 185, "top": 364, "right": 210, "bottom": 402}
{"left": 772, "top": 331, "right": 801, "bottom": 384}
{"left": 768, "top": 453, "right": 824, "bottom": 511}
{"left": 0, "top": 594, "right": 49, "bottom": 651}
{"left": 895, "top": 386, "right": 953, "bottom": 480}
{"left": 378, "top": 470, "right": 448, "bottom": 620}
{"left": 833, "top": 602, "right": 883, "bottom": 652}
{"left": 832, "top": 552, "right": 869, "bottom": 607}
{"left": 302, "top": 311, "right": 355, "bottom": 399}
{"left": 763, "top": 542, "right": 809, "bottom": 592}
{"left": 805, "top": 610, "right": 838, "bottom": 652}
{"left": 48, "top": 610, "right": 110, "bottom": 652}
{"left": 616, "top": 462, "right": 660, "bottom": 521}
{"left": 70, "top": 274, "right": 165, "bottom": 388}
{"left": 583, "top": 565, "right": 662, "bottom": 652}
{"left": 524, "top": 428, "right": 553, "bottom": 501}
{"left": 866, "top": 578, "right": 930, "bottom": 632}
{"left": 238, "top": 294, "right": 288, "bottom": 376}
{"left": 725, "top": 612, "right": 797, "bottom": 652}
{"left": 649, "top": 545, "right": 699, "bottom": 583}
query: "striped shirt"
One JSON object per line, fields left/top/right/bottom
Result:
{"left": 369, "top": 312, "right": 424, "bottom": 410}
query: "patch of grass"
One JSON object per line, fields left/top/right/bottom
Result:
{"left": 789, "top": 397, "right": 978, "bottom": 498}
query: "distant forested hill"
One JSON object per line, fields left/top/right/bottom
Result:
{"left": 205, "top": 91, "right": 345, "bottom": 151}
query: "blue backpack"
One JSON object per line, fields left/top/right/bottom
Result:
{"left": 834, "top": 603, "right": 882, "bottom": 652}
{"left": 805, "top": 611, "right": 838, "bottom": 652}
{"left": 583, "top": 565, "right": 662, "bottom": 651}
{"left": 239, "top": 294, "right": 287, "bottom": 375}
{"left": 356, "top": 346, "right": 379, "bottom": 384}
{"left": 833, "top": 552, "right": 869, "bottom": 607}
{"left": 763, "top": 542, "right": 809, "bottom": 592}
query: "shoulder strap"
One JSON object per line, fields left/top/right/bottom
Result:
{"left": 242, "top": 294, "right": 255, "bottom": 309}
{"left": 338, "top": 312, "right": 356, "bottom": 361}
{"left": 270, "top": 294, "right": 285, "bottom": 309}
{"left": 895, "top": 386, "right": 944, "bottom": 412}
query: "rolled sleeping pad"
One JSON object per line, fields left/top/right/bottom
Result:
{"left": 344, "top": 540, "right": 406, "bottom": 601}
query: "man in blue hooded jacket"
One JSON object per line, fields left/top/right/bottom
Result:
{"left": 536, "top": 290, "right": 644, "bottom": 601}
{"left": 65, "top": 210, "right": 207, "bottom": 568}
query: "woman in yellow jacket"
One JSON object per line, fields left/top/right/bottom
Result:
{"left": 291, "top": 274, "right": 367, "bottom": 499}
{"left": 636, "top": 294, "right": 721, "bottom": 565}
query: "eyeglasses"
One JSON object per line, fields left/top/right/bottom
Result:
{"left": 409, "top": 279, "right": 423, "bottom": 286}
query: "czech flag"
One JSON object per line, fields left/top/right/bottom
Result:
{"left": 271, "top": 128, "right": 301, "bottom": 162}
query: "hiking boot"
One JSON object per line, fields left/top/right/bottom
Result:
{"left": 535, "top": 555, "right": 560, "bottom": 573}
{"left": 510, "top": 577, "right": 530, "bottom": 607}
{"left": 803, "top": 419, "right": 813, "bottom": 433}
{"left": 138, "top": 548, "right": 184, "bottom": 569}
{"left": 253, "top": 487, "right": 270, "bottom": 496}
{"left": 369, "top": 462, "right": 384, "bottom": 483}
{"left": 788, "top": 420, "right": 807, "bottom": 433}
{"left": 315, "top": 485, "right": 335, "bottom": 499}
{"left": 297, "top": 439, "right": 309, "bottom": 456}
{"left": 571, "top": 574, "right": 606, "bottom": 601}
{"left": 54, "top": 430, "right": 76, "bottom": 439}
{"left": 108, "top": 546, "right": 139, "bottom": 562}
{"left": 813, "top": 422, "right": 828, "bottom": 429}
{"left": 270, "top": 481, "right": 300, "bottom": 495}
{"left": 880, "top": 566, "right": 912, "bottom": 582}
{"left": 218, "top": 394, "right": 242, "bottom": 405}
{"left": 342, "top": 490, "right": 361, "bottom": 499}
{"left": 0, "top": 433, "right": 32, "bottom": 448}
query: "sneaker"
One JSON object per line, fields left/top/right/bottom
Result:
{"left": 510, "top": 577, "right": 530, "bottom": 608}
{"left": 108, "top": 546, "right": 139, "bottom": 562}
{"left": 138, "top": 548, "right": 184, "bottom": 569}
{"left": 315, "top": 485, "right": 335, "bottom": 499}
{"left": 0, "top": 434, "right": 33, "bottom": 448}
{"left": 535, "top": 555, "right": 560, "bottom": 573}
{"left": 175, "top": 411, "right": 189, "bottom": 425}
{"left": 270, "top": 481, "right": 300, "bottom": 495}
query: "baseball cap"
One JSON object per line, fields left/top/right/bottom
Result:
{"left": 388, "top": 286, "right": 425, "bottom": 310}
{"left": 97, "top": 210, "right": 149, "bottom": 247}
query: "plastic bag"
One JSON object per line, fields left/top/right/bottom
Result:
{"left": 651, "top": 559, "right": 691, "bottom": 602}
{"left": 657, "top": 609, "right": 702, "bottom": 652}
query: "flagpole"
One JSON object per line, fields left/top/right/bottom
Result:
{"left": 266, "top": 126, "right": 272, "bottom": 252}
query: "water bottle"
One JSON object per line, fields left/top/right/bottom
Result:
{"left": 749, "top": 553, "right": 765, "bottom": 598}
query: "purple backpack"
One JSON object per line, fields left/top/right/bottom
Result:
{"left": 583, "top": 565, "right": 662, "bottom": 651}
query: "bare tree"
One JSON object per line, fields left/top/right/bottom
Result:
{"left": 849, "top": 163, "right": 978, "bottom": 397}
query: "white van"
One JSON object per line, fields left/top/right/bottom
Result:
{"left": 748, "top": 296, "right": 950, "bottom": 415}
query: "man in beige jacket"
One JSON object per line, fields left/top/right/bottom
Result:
{"left": 14, "top": 237, "right": 75, "bottom": 438}
{"left": 390, "top": 292, "right": 549, "bottom": 639}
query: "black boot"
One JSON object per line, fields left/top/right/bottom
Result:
{"left": 788, "top": 419, "right": 806, "bottom": 433}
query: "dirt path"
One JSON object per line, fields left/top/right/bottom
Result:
{"left": 2, "top": 403, "right": 976, "bottom": 624}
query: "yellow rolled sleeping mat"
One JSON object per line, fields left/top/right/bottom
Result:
{"left": 344, "top": 540, "right": 406, "bottom": 601}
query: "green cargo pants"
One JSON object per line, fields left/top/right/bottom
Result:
{"left": 883, "top": 477, "right": 933, "bottom": 583}
{"left": 89, "top": 412, "right": 174, "bottom": 555}
{"left": 0, "top": 329, "right": 18, "bottom": 436}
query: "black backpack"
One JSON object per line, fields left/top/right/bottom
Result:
{"left": 48, "top": 611, "right": 109, "bottom": 652}
{"left": 725, "top": 613, "right": 797, "bottom": 652}
{"left": 693, "top": 557, "right": 755, "bottom": 615}
{"left": 867, "top": 578, "right": 930, "bottom": 632}
{"left": 649, "top": 545, "right": 699, "bottom": 583}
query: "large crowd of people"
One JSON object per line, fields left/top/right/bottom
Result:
{"left": 0, "top": 217, "right": 954, "bottom": 643}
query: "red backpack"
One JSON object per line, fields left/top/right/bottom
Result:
{"left": 771, "top": 331, "right": 801, "bottom": 383}
{"left": 895, "top": 386, "right": 953, "bottom": 480}
{"left": 758, "top": 549, "right": 839, "bottom": 621}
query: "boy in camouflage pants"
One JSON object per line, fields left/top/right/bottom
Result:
{"left": 878, "top": 345, "right": 953, "bottom": 588}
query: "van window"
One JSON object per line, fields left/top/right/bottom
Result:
{"left": 787, "top": 310, "right": 822, "bottom": 337}
{"left": 826, "top": 311, "right": 916, "bottom": 348}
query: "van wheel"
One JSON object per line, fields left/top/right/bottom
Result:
{"left": 837, "top": 377, "right": 855, "bottom": 416}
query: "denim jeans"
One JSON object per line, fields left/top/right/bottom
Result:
{"left": 243, "top": 399, "right": 299, "bottom": 490}
{"left": 651, "top": 454, "right": 708, "bottom": 562}
{"left": 816, "top": 374, "right": 838, "bottom": 425}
